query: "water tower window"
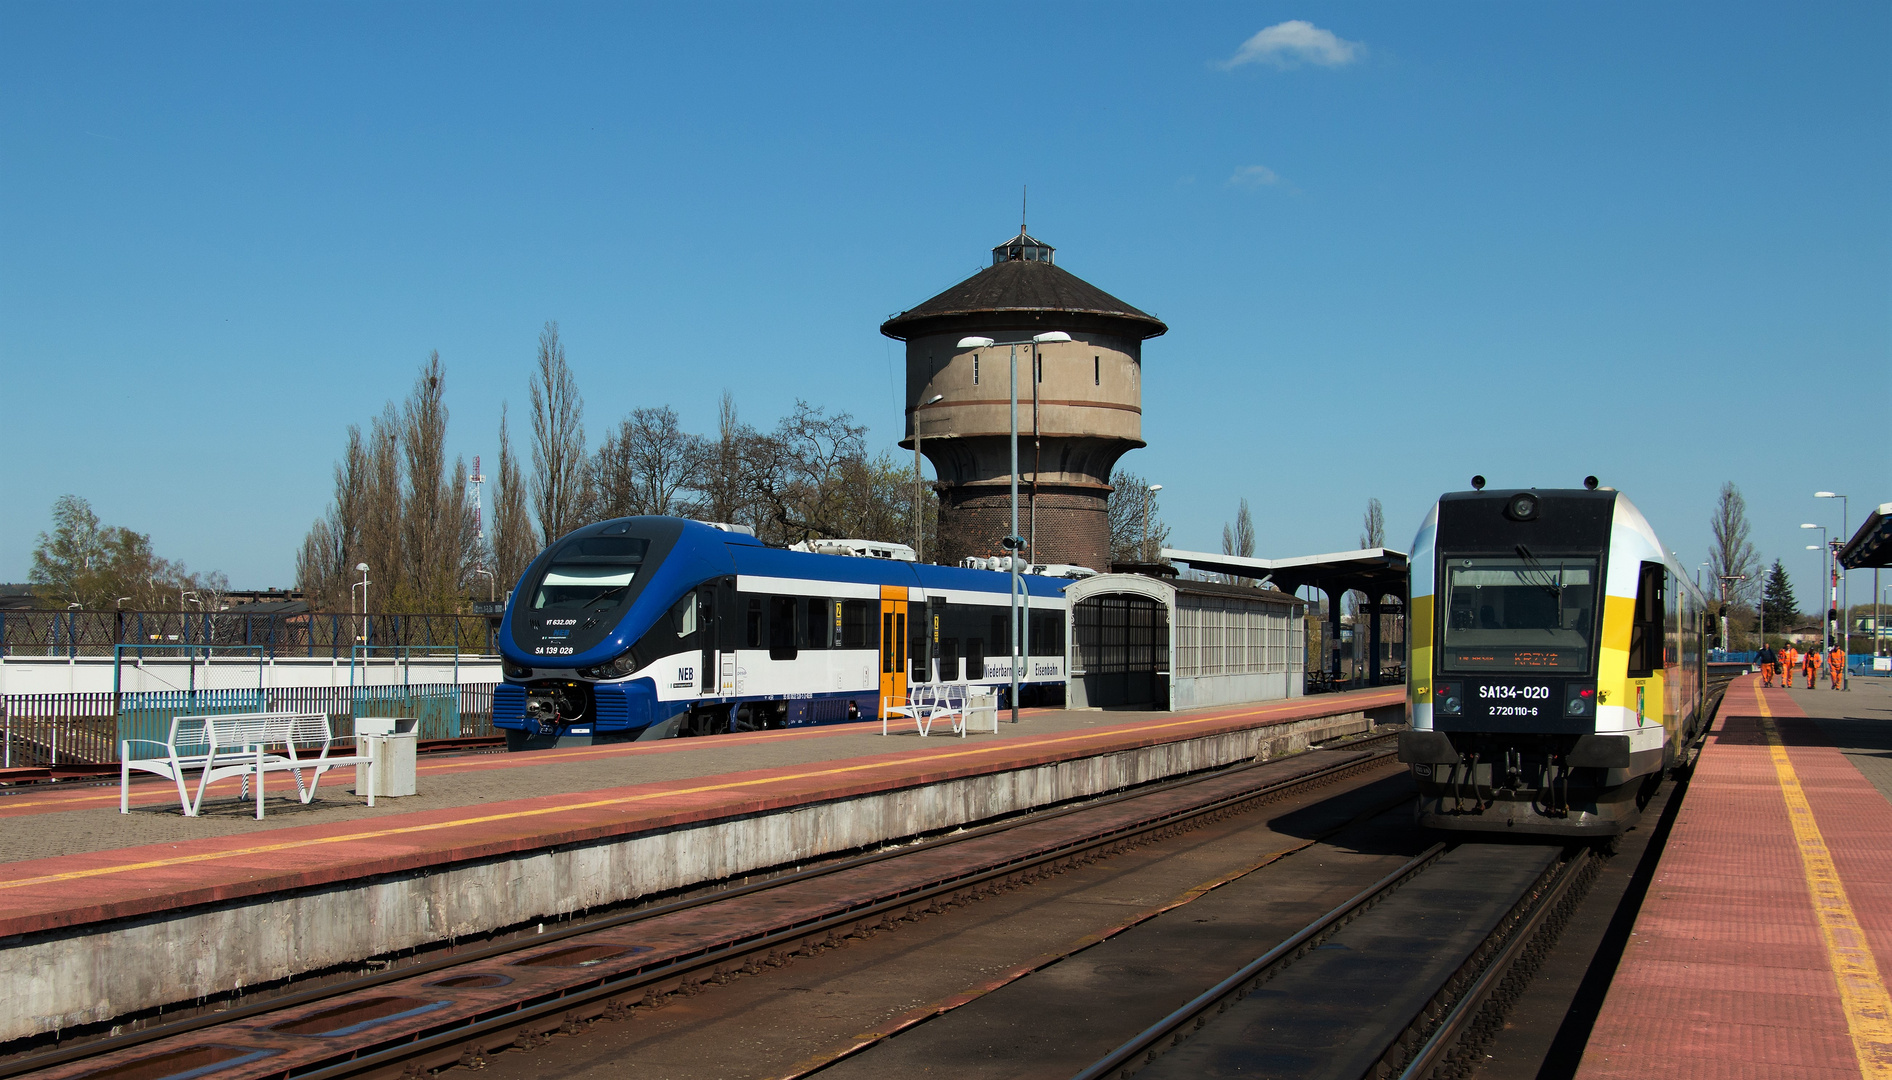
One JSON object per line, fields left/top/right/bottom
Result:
{"left": 1094, "top": 356, "right": 1100, "bottom": 386}
{"left": 973, "top": 355, "right": 980, "bottom": 385}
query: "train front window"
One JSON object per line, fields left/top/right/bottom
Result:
{"left": 1440, "top": 556, "right": 1598, "bottom": 674}
{"left": 532, "top": 536, "right": 650, "bottom": 610}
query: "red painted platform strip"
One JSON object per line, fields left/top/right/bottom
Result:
{"left": 0, "top": 689, "right": 1399, "bottom": 939}
{"left": 1577, "top": 677, "right": 1892, "bottom": 1079}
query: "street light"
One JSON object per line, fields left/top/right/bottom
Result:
{"left": 353, "top": 563, "right": 372, "bottom": 647}
{"left": 1144, "top": 484, "right": 1164, "bottom": 562}
{"left": 1816, "top": 492, "right": 1850, "bottom": 654}
{"left": 958, "top": 330, "right": 1073, "bottom": 723}
{"left": 473, "top": 565, "right": 495, "bottom": 602}
{"left": 1717, "top": 575, "right": 1744, "bottom": 652}
{"left": 913, "top": 393, "right": 945, "bottom": 561}
{"left": 1801, "top": 524, "right": 1831, "bottom": 653}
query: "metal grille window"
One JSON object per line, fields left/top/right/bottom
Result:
{"left": 1074, "top": 596, "right": 1167, "bottom": 677}
{"left": 1176, "top": 596, "right": 1296, "bottom": 677}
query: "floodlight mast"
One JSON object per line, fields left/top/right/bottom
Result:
{"left": 958, "top": 331, "right": 1072, "bottom": 722}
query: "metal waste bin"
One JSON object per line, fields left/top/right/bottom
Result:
{"left": 354, "top": 717, "right": 419, "bottom": 798}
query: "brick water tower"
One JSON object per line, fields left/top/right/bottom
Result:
{"left": 882, "top": 230, "right": 1166, "bottom": 571}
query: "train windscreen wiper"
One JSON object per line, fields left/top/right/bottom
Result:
{"left": 1513, "top": 545, "right": 1566, "bottom": 600}
{"left": 585, "top": 585, "right": 632, "bottom": 610}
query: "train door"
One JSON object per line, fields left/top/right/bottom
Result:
{"left": 713, "top": 579, "right": 738, "bottom": 697}
{"left": 879, "top": 586, "right": 907, "bottom": 712}
{"left": 698, "top": 585, "right": 719, "bottom": 696}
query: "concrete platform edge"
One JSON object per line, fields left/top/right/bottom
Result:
{"left": 5, "top": 704, "right": 1387, "bottom": 1043}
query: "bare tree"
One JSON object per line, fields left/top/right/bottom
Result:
{"left": 1107, "top": 470, "right": 1169, "bottom": 564}
{"left": 741, "top": 401, "right": 871, "bottom": 544}
{"left": 491, "top": 403, "right": 537, "bottom": 595}
{"left": 529, "top": 321, "right": 590, "bottom": 545}
{"left": 626, "top": 406, "right": 700, "bottom": 517}
{"left": 1221, "top": 498, "right": 1256, "bottom": 585}
{"left": 593, "top": 406, "right": 703, "bottom": 520}
{"left": 297, "top": 426, "right": 369, "bottom": 612}
{"left": 1709, "top": 482, "right": 1760, "bottom": 608}
{"left": 590, "top": 419, "right": 639, "bottom": 521}
{"left": 697, "top": 391, "right": 754, "bottom": 527}
{"left": 356, "top": 405, "right": 404, "bottom": 614}
{"left": 34, "top": 495, "right": 223, "bottom": 610}
{"left": 399, "top": 353, "right": 478, "bottom": 611}
{"left": 296, "top": 354, "right": 481, "bottom": 614}
{"left": 1360, "top": 498, "right": 1385, "bottom": 549}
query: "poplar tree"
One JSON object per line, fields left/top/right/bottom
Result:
{"left": 490, "top": 404, "right": 536, "bottom": 595}
{"left": 529, "top": 321, "right": 590, "bottom": 545}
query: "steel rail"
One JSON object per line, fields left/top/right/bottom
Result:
{"left": 1, "top": 734, "right": 1400, "bottom": 1080}
{"left": 1393, "top": 848, "right": 1595, "bottom": 1080}
{"left": 1070, "top": 842, "right": 1450, "bottom": 1080}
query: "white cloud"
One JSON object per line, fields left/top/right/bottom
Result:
{"left": 1228, "top": 165, "right": 1282, "bottom": 187}
{"left": 1222, "top": 21, "right": 1362, "bottom": 69}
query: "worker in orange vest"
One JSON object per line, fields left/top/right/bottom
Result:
{"left": 1830, "top": 645, "right": 1846, "bottom": 690}
{"left": 1803, "top": 647, "right": 1820, "bottom": 688}
{"left": 1780, "top": 644, "right": 1799, "bottom": 687}
{"left": 1757, "top": 643, "right": 1778, "bottom": 686}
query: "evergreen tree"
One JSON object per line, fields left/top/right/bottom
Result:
{"left": 1761, "top": 559, "right": 1798, "bottom": 630}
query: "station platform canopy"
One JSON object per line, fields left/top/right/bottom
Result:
{"left": 1160, "top": 547, "right": 1409, "bottom": 601}
{"left": 1839, "top": 502, "right": 1892, "bottom": 569}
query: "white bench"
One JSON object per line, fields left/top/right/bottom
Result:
{"left": 882, "top": 684, "right": 977, "bottom": 738}
{"left": 120, "top": 712, "right": 378, "bottom": 820}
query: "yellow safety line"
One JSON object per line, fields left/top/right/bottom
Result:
{"left": 1753, "top": 683, "right": 1892, "bottom": 1077}
{"left": 0, "top": 691, "right": 1398, "bottom": 892}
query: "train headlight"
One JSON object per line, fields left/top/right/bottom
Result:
{"left": 1503, "top": 493, "right": 1540, "bottom": 522}
{"left": 503, "top": 662, "right": 532, "bottom": 680}
{"left": 579, "top": 649, "right": 639, "bottom": 681}
{"left": 1435, "top": 681, "right": 1463, "bottom": 716}
{"left": 1565, "top": 684, "right": 1596, "bottom": 717}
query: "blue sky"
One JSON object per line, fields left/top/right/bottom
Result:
{"left": 2, "top": 2, "right": 1887, "bottom": 602}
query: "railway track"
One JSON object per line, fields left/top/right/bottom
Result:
{"left": 1071, "top": 737, "right": 1718, "bottom": 1080}
{"left": 2, "top": 732, "right": 1401, "bottom": 1080}
{"left": 1071, "top": 842, "right": 1599, "bottom": 1080}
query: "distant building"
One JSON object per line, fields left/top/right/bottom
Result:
{"left": 881, "top": 230, "right": 1166, "bottom": 572}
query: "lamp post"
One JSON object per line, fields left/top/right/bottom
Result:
{"left": 1801, "top": 524, "right": 1831, "bottom": 654}
{"left": 1144, "top": 484, "right": 1164, "bottom": 562}
{"left": 1815, "top": 493, "right": 1849, "bottom": 654}
{"left": 958, "top": 331, "right": 1073, "bottom": 723}
{"left": 1717, "top": 575, "right": 1743, "bottom": 652}
{"left": 913, "top": 393, "right": 944, "bottom": 562}
{"left": 473, "top": 565, "right": 495, "bottom": 602}
{"left": 353, "top": 563, "right": 371, "bottom": 647}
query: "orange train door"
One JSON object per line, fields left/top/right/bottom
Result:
{"left": 879, "top": 586, "right": 907, "bottom": 715}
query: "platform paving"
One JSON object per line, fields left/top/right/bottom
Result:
{"left": 0, "top": 687, "right": 1402, "bottom": 1044}
{"left": 0, "top": 692, "right": 1403, "bottom": 864}
{"left": 1576, "top": 675, "right": 1892, "bottom": 1079}
{"left": 0, "top": 688, "right": 1400, "bottom": 936}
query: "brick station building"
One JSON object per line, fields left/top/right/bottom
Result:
{"left": 881, "top": 231, "right": 1166, "bottom": 572}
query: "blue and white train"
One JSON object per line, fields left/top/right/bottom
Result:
{"left": 494, "top": 517, "right": 1072, "bottom": 750}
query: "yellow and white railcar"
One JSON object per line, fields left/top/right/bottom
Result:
{"left": 1398, "top": 484, "right": 1710, "bottom": 836}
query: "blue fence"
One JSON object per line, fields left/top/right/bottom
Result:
{"left": 353, "top": 685, "right": 462, "bottom": 739}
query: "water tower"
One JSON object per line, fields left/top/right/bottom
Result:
{"left": 882, "top": 230, "right": 1166, "bottom": 571}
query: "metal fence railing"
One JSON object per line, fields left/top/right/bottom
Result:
{"left": 2, "top": 610, "right": 498, "bottom": 660}
{"left": 0, "top": 683, "right": 499, "bottom": 768}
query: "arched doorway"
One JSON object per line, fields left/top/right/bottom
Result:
{"left": 1072, "top": 592, "right": 1170, "bottom": 709}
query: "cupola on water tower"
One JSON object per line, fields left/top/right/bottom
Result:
{"left": 881, "top": 231, "right": 1166, "bottom": 572}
